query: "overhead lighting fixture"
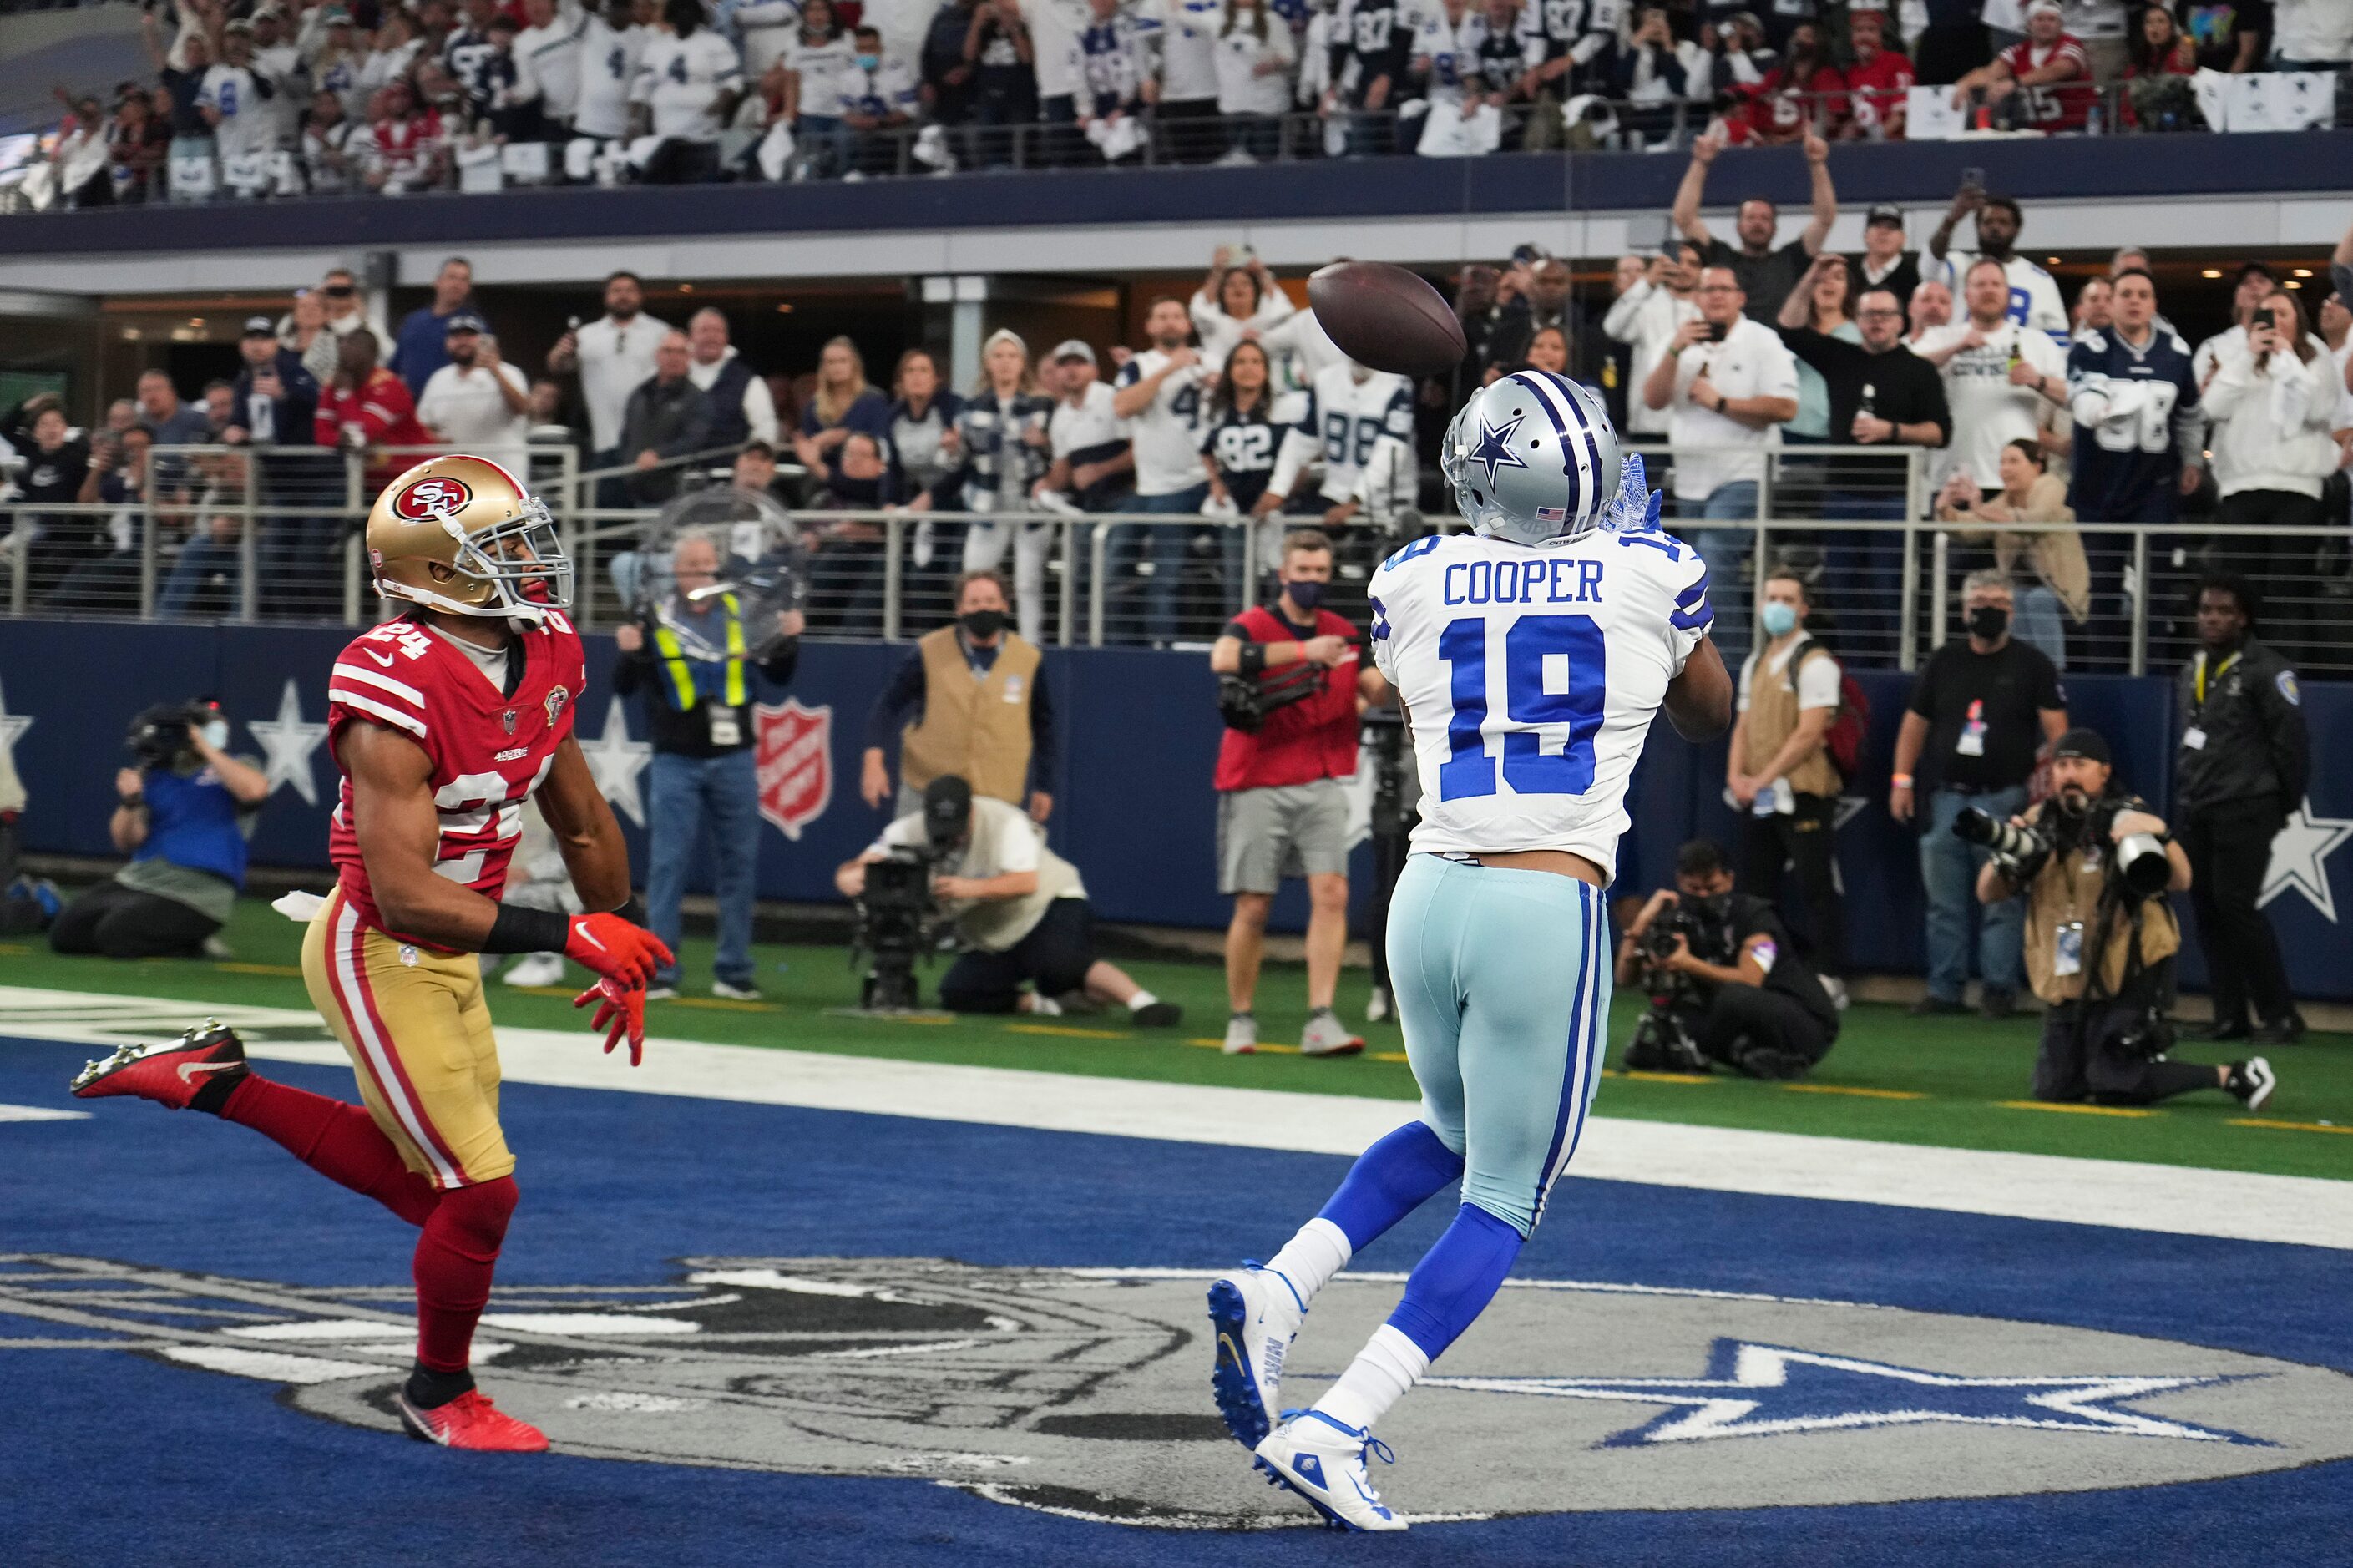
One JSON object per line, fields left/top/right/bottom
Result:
{"left": 2285, "top": 279, "right": 2303, "bottom": 290}
{"left": 775, "top": 303, "right": 793, "bottom": 313}
{"left": 2294, "top": 267, "right": 2314, "bottom": 278}
{"left": 2201, "top": 269, "right": 2223, "bottom": 279}
{"left": 679, "top": 282, "right": 695, "bottom": 292}
{"left": 2047, "top": 255, "right": 2060, "bottom": 265}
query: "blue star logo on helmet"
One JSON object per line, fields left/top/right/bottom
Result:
{"left": 1469, "top": 412, "right": 1532, "bottom": 489}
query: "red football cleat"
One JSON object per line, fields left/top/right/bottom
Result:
{"left": 69, "top": 1020, "right": 248, "bottom": 1110}
{"left": 396, "top": 1388, "right": 550, "bottom": 1453}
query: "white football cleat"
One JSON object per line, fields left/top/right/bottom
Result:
{"left": 1252, "top": 1409, "right": 1404, "bottom": 1531}
{"left": 1222, "top": 1013, "right": 1257, "bottom": 1055}
{"left": 502, "top": 952, "right": 565, "bottom": 989}
{"left": 1206, "top": 1264, "right": 1305, "bottom": 1449}
{"left": 1300, "top": 1009, "right": 1364, "bottom": 1058}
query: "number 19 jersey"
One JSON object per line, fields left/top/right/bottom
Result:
{"left": 1369, "top": 528, "right": 1711, "bottom": 877}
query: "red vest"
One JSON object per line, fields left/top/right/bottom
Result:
{"left": 1214, "top": 604, "right": 1362, "bottom": 792}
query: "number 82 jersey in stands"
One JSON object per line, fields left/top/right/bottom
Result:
{"left": 1369, "top": 527, "right": 1710, "bottom": 876}
{"left": 325, "top": 609, "right": 588, "bottom": 942}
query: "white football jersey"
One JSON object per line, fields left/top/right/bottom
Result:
{"left": 1270, "top": 362, "right": 1416, "bottom": 513}
{"left": 1369, "top": 526, "right": 1711, "bottom": 875}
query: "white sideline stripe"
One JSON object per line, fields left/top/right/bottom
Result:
{"left": 329, "top": 664, "right": 428, "bottom": 706}
{"left": 0, "top": 984, "right": 2345, "bottom": 1250}
{"left": 0, "top": 1102, "right": 90, "bottom": 1122}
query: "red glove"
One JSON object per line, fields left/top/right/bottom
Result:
{"left": 564, "top": 913, "right": 672, "bottom": 989}
{"left": 574, "top": 977, "right": 649, "bottom": 1066}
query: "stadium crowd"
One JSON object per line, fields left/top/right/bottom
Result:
{"left": 17, "top": 0, "right": 2351, "bottom": 204}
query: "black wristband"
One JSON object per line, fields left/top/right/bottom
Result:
{"left": 617, "top": 895, "right": 647, "bottom": 927}
{"left": 483, "top": 903, "right": 571, "bottom": 955}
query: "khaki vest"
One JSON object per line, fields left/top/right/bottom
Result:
{"left": 900, "top": 628, "right": 1040, "bottom": 806}
{"left": 947, "top": 797, "right": 1087, "bottom": 952}
{"left": 2022, "top": 811, "right": 2180, "bottom": 1005}
{"left": 1742, "top": 640, "right": 1841, "bottom": 797}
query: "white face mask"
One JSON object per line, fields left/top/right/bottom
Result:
{"left": 201, "top": 720, "right": 230, "bottom": 750}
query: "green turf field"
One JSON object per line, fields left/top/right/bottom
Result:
{"left": 5, "top": 900, "right": 2347, "bottom": 1181}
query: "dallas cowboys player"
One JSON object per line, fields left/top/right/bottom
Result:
{"left": 1206, "top": 370, "right": 1733, "bottom": 1530}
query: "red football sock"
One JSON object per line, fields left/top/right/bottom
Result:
{"left": 218, "top": 1075, "right": 441, "bottom": 1227}
{"left": 412, "top": 1176, "right": 518, "bottom": 1375}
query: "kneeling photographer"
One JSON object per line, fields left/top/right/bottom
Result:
{"left": 1969, "top": 730, "right": 2276, "bottom": 1110}
{"left": 1615, "top": 840, "right": 1840, "bottom": 1080}
{"left": 53, "top": 700, "right": 270, "bottom": 959}
{"left": 834, "top": 776, "right": 1182, "bottom": 1027}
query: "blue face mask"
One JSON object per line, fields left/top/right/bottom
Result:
{"left": 1283, "top": 579, "right": 1325, "bottom": 613}
{"left": 855, "top": 52, "right": 878, "bottom": 70}
{"left": 1760, "top": 601, "right": 1799, "bottom": 638}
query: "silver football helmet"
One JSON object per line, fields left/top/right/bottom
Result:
{"left": 1440, "top": 371, "right": 1624, "bottom": 546}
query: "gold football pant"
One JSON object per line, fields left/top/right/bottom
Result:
{"left": 301, "top": 887, "right": 514, "bottom": 1188}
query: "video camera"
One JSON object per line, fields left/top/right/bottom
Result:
{"left": 851, "top": 844, "right": 938, "bottom": 1012}
{"left": 125, "top": 701, "right": 219, "bottom": 771}
{"left": 1620, "top": 903, "right": 1713, "bottom": 1075}
{"left": 1955, "top": 803, "right": 2171, "bottom": 899}
{"left": 1218, "top": 658, "right": 1330, "bottom": 734}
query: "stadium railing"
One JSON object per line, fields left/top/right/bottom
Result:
{"left": 5, "top": 440, "right": 2346, "bottom": 675}
{"left": 7, "top": 74, "right": 2345, "bottom": 213}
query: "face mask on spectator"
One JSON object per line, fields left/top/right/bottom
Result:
{"left": 1282, "top": 579, "right": 1326, "bottom": 613}
{"left": 1760, "top": 602, "right": 1799, "bottom": 638}
{"left": 201, "top": 721, "right": 230, "bottom": 749}
{"left": 856, "top": 51, "right": 878, "bottom": 69}
{"left": 1966, "top": 605, "right": 2008, "bottom": 640}
{"left": 960, "top": 608, "right": 1007, "bottom": 640}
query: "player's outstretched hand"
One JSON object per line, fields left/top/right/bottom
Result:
{"left": 1601, "top": 453, "right": 1662, "bottom": 535}
{"left": 574, "top": 977, "right": 649, "bottom": 1066}
{"left": 563, "top": 913, "right": 674, "bottom": 989}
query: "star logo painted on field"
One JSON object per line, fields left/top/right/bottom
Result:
{"left": 0, "top": 675, "right": 31, "bottom": 783}
{"left": 579, "top": 694, "right": 652, "bottom": 828}
{"left": 1468, "top": 411, "right": 1531, "bottom": 489}
{"left": 246, "top": 678, "right": 328, "bottom": 807}
{"left": 1428, "top": 1340, "right": 2262, "bottom": 1449}
{"left": 2260, "top": 799, "right": 2353, "bottom": 924}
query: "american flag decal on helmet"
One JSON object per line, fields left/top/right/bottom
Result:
{"left": 1535, "top": 506, "right": 1567, "bottom": 524}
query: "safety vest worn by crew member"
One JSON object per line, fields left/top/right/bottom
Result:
{"left": 655, "top": 594, "right": 749, "bottom": 746}
{"left": 900, "top": 626, "right": 1040, "bottom": 807}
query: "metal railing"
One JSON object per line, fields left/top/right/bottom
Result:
{"left": 12, "top": 70, "right": 2345, "bottom": 213}
{"left": 8, "top": 439, "right": 2349, "bottom": 674}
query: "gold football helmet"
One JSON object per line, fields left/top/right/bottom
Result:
{"left": 365, "top": 453, "right": 571, "bottom": 622}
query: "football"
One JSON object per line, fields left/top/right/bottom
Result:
{"left": 1307, "top": 260, "right": 1467, "bottom": 377}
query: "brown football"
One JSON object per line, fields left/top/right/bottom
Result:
{"left": 1308, "top": 260, "right": 1467, "bottom": 378}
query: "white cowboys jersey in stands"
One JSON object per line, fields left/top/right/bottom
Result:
{"left": 1369, "top": 524, "right": 1711, "bottom": 877}
{"left": 1269, "top": 362, "right": 1416, "bottom": 516}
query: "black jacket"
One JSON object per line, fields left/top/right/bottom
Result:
{"left": 2174, "top": 635, "right": 2309, "bottom": 817}
{"left": 619, "top": 375, "right": 715, "bottom": 503}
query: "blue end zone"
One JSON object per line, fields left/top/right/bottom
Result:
{"left": 3, "top": 1036, "right": 2349, "bottom": 1568}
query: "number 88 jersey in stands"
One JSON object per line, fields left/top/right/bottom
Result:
{"left": 1368, "top": 527, "right": 1709, "bottom": 877}
{"left": 325, "top": 609, "right": 588, "bottom": 941}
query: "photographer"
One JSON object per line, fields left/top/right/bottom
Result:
{"left": 52, "top": 700, "right": 269, "bottom": 960}
{"left": 834, "top": 776, "right": 1182, "bottom": 1027}
{"left": 1208, "top": 529, "right": 1387, "bottom": 1059}
{"left": 1615, "top": 840, "right": 1839, "bottom": 1081}
{"left": 1971, "top": 730, "right": 2276, "bottom": 1110}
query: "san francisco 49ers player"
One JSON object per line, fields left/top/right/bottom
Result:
{"left": 70, "top": 454, "right": 671, "bottom": 1453}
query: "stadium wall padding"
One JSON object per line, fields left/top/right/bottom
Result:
{"left": 6, "top": 130, "right": 2351, "bottom": 256}
{"left": 4, "top": 618, "right": 2348, "bottom": 999}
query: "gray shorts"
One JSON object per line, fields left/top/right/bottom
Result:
{"left": 1218, "top": 779, "right": 1352, "bottom": 896}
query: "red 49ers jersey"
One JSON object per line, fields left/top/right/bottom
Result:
{"left": 324, "top": 610, "right": 586, "bottom": 940}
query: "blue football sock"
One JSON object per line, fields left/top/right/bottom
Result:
{"left": 1384, "top": 1202, "right": 1525, "bottom": 1362}
{"left": 1315, "top": 1121, "right": 1465, "bottom": 1255}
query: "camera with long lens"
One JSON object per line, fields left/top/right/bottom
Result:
{"left": 1956, "top": 804, "right": 2171, "bottom": 899}
{"left": 851, "top": 845, "right": 938, "bottom": 1012}
{"left": 126, "top": 703, "right": 202, "bottom": 770}
{"left": 1621, "top": 904, "right": 1710, "bottom": 1075}
{"left": 1953, "top": 807, "right": 2054, "bottom": 882}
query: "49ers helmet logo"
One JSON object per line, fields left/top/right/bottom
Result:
{"left": 392, "top": 475, "right": 473, "bottom": 520}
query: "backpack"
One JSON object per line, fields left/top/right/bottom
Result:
{"left": 1796, "top": 643, "right": 1870, "bottom": 783}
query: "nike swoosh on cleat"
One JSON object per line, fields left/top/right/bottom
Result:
{"left": 176, "top": 1059, "right": 244, "bottom": 1083}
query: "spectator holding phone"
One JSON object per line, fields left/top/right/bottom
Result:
{"left": 1606, "top": 240, "right": 1705, "bottom": 441}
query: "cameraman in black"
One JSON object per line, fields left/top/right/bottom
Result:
{"left": 834, "top": 775, "right": 1182, "bottom": 1027}
{"left": 1970, "top": 730, "right": 2276, "bottom": 1110}
{"left": 1615, "top": 839, "right": 1840, "bottom": 1080}
{"left": 53, "top": 700, "right": 270, "bottom": 959}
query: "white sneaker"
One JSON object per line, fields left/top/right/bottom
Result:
{"left": 1206, "top": 1264, "right": 1304, "bottom": 1449}
{"left": 1300, "top": 1009, "right": 1364, "bottom": 1058}
{"left": 711, "top": 979, "right": 762, "bottom": 1001}
{"left": 1821, "top": 975, "right": 1850, "bottom": 1013}
{"left": 503, "top": 952, "right": 565, "bottom": 989}
{"left": 1252, "top": 1409, "right": 1404, "bottom": 1531}
{"left": 1223, "top": 1013, "right": 1257, "bottom": 1055}
{"left": 643, "top": 984, "right": 677, "bottom": 1002}
{"left": 1364, "top": 986, "right": 1392, "bottom": 1024}
{"left": 1027, "top": 992, "right": 1065, "bottom": 1017}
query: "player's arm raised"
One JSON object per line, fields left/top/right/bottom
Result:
{"left": 1662, "top": 638, "right": 1733, "bottom": 743}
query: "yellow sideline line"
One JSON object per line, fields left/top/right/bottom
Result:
{"left": 1005, "top": 1023, "right": 1131, "bottom": 1040}
{"left": 1606, "top": 1070, "right": 1717, "bottom": 1085}
{"left": 1999, "top": 1100, "right": 2162, "bottom": 1119}
{"left": 669, "top": 997, "right": 777, "bottom": 1014}
{"left": 215, "top": 962, "right": 301, "bottom": 977}
{"left": 2229, "top": 1118, "right": 2353, "bottom": 1136}
{"left": 1781, "top": 1083, "right": 1929, "bottom": 1100}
